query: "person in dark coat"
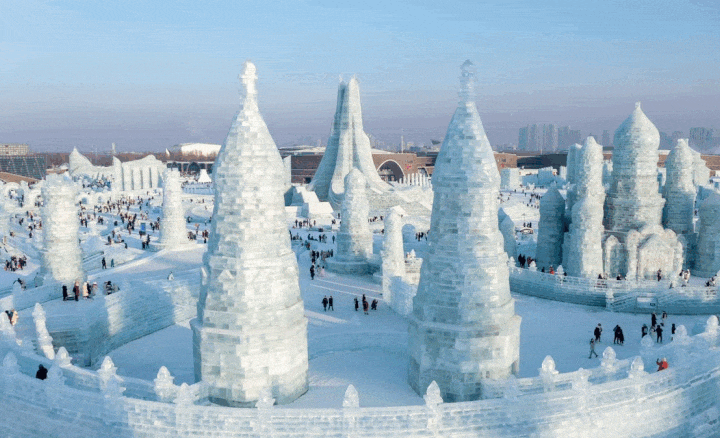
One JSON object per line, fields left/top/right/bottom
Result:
{"left": 363, "top": 298, "right": 369, "bottom": 315}
{"left": 642, "top": 324, "right": 648, "bottom": 338}
{"left": 371, "top": 299, "right": 378, "bottom": 310}
{"left": 613, "top": 325, "right": 621, "bottom": 344}
{"left": 36, "top": 364, "right": 48, "bottom": 380}
{"left": 594, "top": 324, "right": 602, "bottom": 342}
{"left": 656, "top": 324, "right": 663, "bottom": 343}
{"left": 321, "top": 296, "right": 328, "bottom": 311}
{"left": 328, "top": 295, "right": 334, "bottom": 311}
{"left": 62, "top": 285, "right": 68, "bottom": 301}
{"left": 309, "top": 265, "right": 315, "bottom": 280}
{"left": 651, "top": 312, "right": 657, "bottom": 327}
{"left": 73, "top": 281, "right": 80, "bottom": 301}
{"left": 671, "top": 323, "right": 676, "bottom": 340}
{"left": 354, "top": 297, "right": 359, "bottom": 311}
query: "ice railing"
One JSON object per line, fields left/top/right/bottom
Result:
{"left": 2, "top": 318, "right": 720, "bottom": 437}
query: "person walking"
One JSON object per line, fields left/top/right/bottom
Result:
{"left": 613, "top": 325, "right": 621, "bottom": 344}
{"left": 101, "top": 257, "right": 107, "bottom": 269}
{"left": 656, "top": 324, "right": 663, "bottom": 343}
{"left": 354, "top": 297, "right": 359, "bottom": 311}
{"left": 310, "top": 265, "right": 315, "bottom": 280}
{"left": 62, "top": 284, "right": 68, "bottom": 301}
{"left": 651, "top": 312, "right": 657, "bottom": 327}
{"left": 589, "top": 338, "right": 598, "bottom": 358}
{"left": 321, "top": 296, "right": 328, "bottom": 311}
{"left": 328, "top": 295, "right": 334, "bottom": 311}
{"left": 73, "top": 280, "right": 80, "bottom": 301}
{"left": 363, "top": 298, "right": 369, "bottom": 315}
{"left": 594, "top": 324, "right": 602, "bottom": 342}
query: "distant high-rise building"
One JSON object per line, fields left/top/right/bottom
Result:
{"left": 519, "top": 124, "right": 561, "bottom": 152}
{"left": 558, "top": 126, "right": 582, "bottom": 151}
{"left": 543, "top": 124, "right": 558, "bottom": 152}
{"left": 0, "top": 143, "right": 29, "bottom": 156}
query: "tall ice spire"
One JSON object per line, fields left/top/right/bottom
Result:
{"left": 192, "top": 61, "right": 308, "bottom": 407}
{"left": 407, "top": 61, "right": 521, "bottom": 402}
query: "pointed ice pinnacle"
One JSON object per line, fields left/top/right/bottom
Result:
{"left": 342, "top": 384, "right": 360, "bottom": 408}
{"left": 192, "top": 61, "right": 308, "bottom": 407}
{"left": 407, "top": 62, "right": 521, "bottom": 403}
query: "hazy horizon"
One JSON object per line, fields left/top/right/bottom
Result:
{"left": 2, "top": 0, "right": 718, "bottom": 153}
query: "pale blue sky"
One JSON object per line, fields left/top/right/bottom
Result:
{"left": 1, "top": 0, "right": 718, "bottom": 151}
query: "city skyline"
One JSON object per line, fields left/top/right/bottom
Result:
{"left": 1, "top": 0, "right": 719, "bottom": 152}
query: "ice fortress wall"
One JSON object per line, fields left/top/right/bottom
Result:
{"left": 1, "top": 318, "right": 719, "bottom": 437}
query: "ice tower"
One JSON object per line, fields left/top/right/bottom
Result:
{"left": 663, "top": 139, "right": 696, "bottom": 236}
{"left": 159, "top": 168, "right": 189, "bottom": 249}
{"left": 40, "top": 174, "right": 84, "bottom": 285}
{"left": 192, "top": 62, "right": 308, "bottom": 407}
{"left": 535, "top": 184, "right": 565, "bottom": 270}
{"left": 408, "top": 61, "right": 521, "bottom": 402}
{"left": 307, "top": 77, "right": 388, "bottom": 209}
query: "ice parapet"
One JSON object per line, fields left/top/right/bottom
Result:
{"left": 563, "top": 137, "right": 605, "bottom": 278}
{"left": 663, "top": 139, "right": 695, "bottom": 235}
{"left": 40, "top": 174, "right": 84, "bottom": 285}
{"left": 192, "top": 61, "right": 308, "bottom": 407}
{"left": 535, "top": 184, "right": 565, "bottom": 270}
{"left": 408, "top": 61, "right": 521, "bottom": 402}
{"left": 307, "top": 77, "right": 389, "bottom": 209}
{"left": 159, "top": 168, "right": 189, "bottom": 249}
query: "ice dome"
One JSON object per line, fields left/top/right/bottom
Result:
{"left": 613, "top": 102, "right": 660, "bottom": 156}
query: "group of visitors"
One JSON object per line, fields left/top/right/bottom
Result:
{"left": 354, "top": 294, "right": 378, "bottom": 314}
{"left": 642, "top": 311, "right": 674, "bottom": 343}
{"left": 4, "top": 308, "right": 18, "bottom": 326}
{"left": 321, "top": 295, "right": 334, "bottom": 311}
{"left": 517, "top": 254, "right": 534, "bottom": 268}
{"left": 4, "top": 255, "right": 27, "bottom": 272}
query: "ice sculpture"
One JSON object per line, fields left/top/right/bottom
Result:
{"left": 192, "top": 61, "right": 308, "bottom": 407}
{"left": 327, "top": 169, "right": 373, "bottom": 274}
{"left": 307, "top": 77, "right": 389, "bottom": 209}
{"left": 535, "top": 184, "right": 565, "bottom": 270}
{"left": 381, "top": 206, "right": 405, "bottom": 304}
{"left": 537, "top": 167, "right": 556, "bottom": 187}
{"left": 663, "top": 139, "right": 696, "bottom": 235}
{"left": 498, "top": 208, "right": 517, "bottom": 260}
{"left": 693, "top": 193, "right": 720, "bottom": 277}
{"left": 40, "top": 174, "right": 84, "bottom": 285}
{"left": 159, "top": 169, "right": 189, "bottom": 249}
{"left": 565, "top": 143, "right": 583, "bottom": 214}
{"left": 563, "top": 137, "right": 605, "bottom": 278}
{"left": 500, "top": 168, "right": 520, "bottom": 190}
{"left": 605, "top": 103, "right": 664, "bottom": 232}
{"left": 691, "top": 149, "right": 710, "bottom": 187}
{"left": 408, "top": 61, "right": 521, "bottom": 402}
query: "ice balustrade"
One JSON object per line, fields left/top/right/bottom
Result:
{"left": 1, "top": 317, "right": 719, "bottom": 437}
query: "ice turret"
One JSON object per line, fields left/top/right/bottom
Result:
{"left": 605, "top": 103, "right": 664, "bottom": 232}
{"left": 694, "top": 193, "right": 720, "bottom": 277}
{"left": 408, "top": 61, "right": 520, "bottom": 402}
{"left": 159, "top": 169, "right": 189, "bottom": 249}
{"left": 327, "top": 169, "right": 372, "bottom": 274}
{"left": 663, "top": 139, "right": 696, "bottom": 235}
{"left": 307, "top": 77, "right": 389, "bottom": 209}
{"left": 40, "top": 174, "right": 84, "bottom": 285}
{"left": 563, "top": 137, "right": 605, "bottom": 278}
{"left": 192, "top": 61, "right": 308, "bottom": 407}
{"left": 535, "top": 184, "right": 565, "bottom": 270}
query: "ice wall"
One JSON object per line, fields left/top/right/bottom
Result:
{"left": 408, "top": 61, "right": 520, "bottom": 402}
{"left": 663, "top": 139, "right": 696, "bottom": 235}
{"left": 535, "top": 185, "right": 565, "bottom": 270}
{"left": 500, "top": 168, "right": 520, "bottom": 190}
{"left": 563, "top": 137, "right": 605, "bottom": 278}
{"left": 193, "top": 61, "right": 308, "bottom": 407}
{"left": 381, "top": 206, "right": 405, "bottom": 305}
{"left": 605, "top": 103, "right": 665, "bottom": 232}
{"left": 159, "top": 169, "right": 188, "bottom": 249}
{"left": 694, "top": 192, "right": 720, "bottom": 277}
{"left": 40, "top": 174, "right": 84, "bottom": 285}
{"left": 307, "top": 77, "right": 389, "bottom": 209}
{"left": 498, "top": 208, "right": 517, "bottom": 260}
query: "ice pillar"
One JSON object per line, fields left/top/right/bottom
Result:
{"left": 159, "top": 169, "right": 188, "bottom": 249}
{"left": 535, "top": 185, "right": 565, "bottom": 270}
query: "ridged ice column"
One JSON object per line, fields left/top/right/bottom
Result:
{"left": 663, "top": 139, "right": 696, "bottom": 235}
{"left": 159, "top": 168, "right": 189, "bottom": 249}
{"left": 563, "top": 137, "right": 605, "bottom": 278}
{"left": 40, "top": 174, "right": 84, "bottom": 285}
{"left": 604, "top": 103, "right": 665, "bottom": 232}
{"left": 535, "top": 185, "right": 565, "bottom": 270}
{"left": 192, "top": 62, "right": 308, "bottom": 407}
{"left": 381, "top": 206, "right": 405, "bottom": 304}
{"left": 694, "top": 193, "right": 720, "bottom": 277}
{"left": 327, "top": 169, "right": 372, "bottom": 274}
{"left": 408, "top": 61, "right": 521, "bottom": 402}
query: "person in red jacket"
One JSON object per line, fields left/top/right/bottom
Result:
{"left": 656, "top": 358, "right": 668, "bottom": 371}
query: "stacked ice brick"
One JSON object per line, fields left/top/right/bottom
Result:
{"left": 328, "top": 169, "right": 373, "bottom": 274}
{"left": 500, "top": 167, "right": 520, "bottom": 190}
{"left": 408, "top": 61, "right": 521, "bottom": 402}
{"left": 192, "top": 61, "right": 308, "bottom": 407}
{"left": 694, "top": 192, "right": 720, "bottom": 277}
{"left": 535, "top": 184, "right": 565, "bottom": 270}
{"left": 563, "top": 137, "right": 606, "bottom": 278}
{"left": 40, "top": 174, "right": 84, "bottom": 285}
{"left": 159, "top": 168, "right": 189, "bottom": 249}
{"left": 381, "top": 206, "right": 405, "bottom": 305}
{"left": 662, "top": 139, "right": 696, "bottom": 235}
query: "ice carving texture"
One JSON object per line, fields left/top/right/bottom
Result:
{"left": 40, "top": 174, "right": 84, "bottom": 285}
{"left": 663, "top": 139, "right": 696, "bottom": 235}
{"left": 563, "top": 137, "right": 605, "bottom": 278}
{"left": 498, "top": 208, "right": 517, "bottom": 260}
{"left": 381, "top": 206, "right": 405, "bottom": 304}
{"left": 536, "top": 184, "right": 565, "bottom": 270}
{"left": 307, "top": 77, "right": 388, "bottom": 209}
{"left": 500, "top": 168, "right": 520, "bottom": 190}
{"left": 605, "top": 103, "right": 665, "bottom": 232}
{"left": 694, "top": 193, "right": 720, "bottom": 277}
{"left": 408, "top": 61, "right": 521, "bottom": 402}
{"left": 159, "top": 169, "right": 189, "bottom": 249}
{"left": 327, "top": 169, "right": 373, "bottom": 274}
{"left": 192, "top": 61, "right": 308, "bottom": 407}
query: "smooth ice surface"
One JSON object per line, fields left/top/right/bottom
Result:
{"left": 408, "top": 61, "right": 520, "bottom": 402}
{"left": 307, "top": 77, "right": 389, "bottom": 209}
{"left": 40, "top": 174, "right": 84, "bottom": 285}
{"left": 193, "top": 61, "right": 308, "bottom": 406}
